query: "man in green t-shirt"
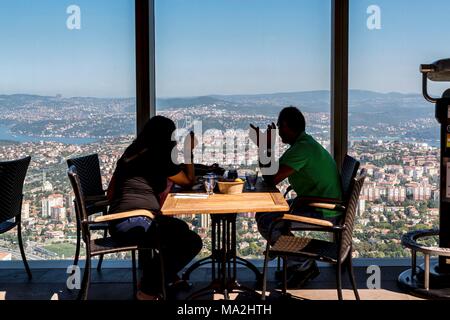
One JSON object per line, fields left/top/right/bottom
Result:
{"left": 252, "top": 106, "right": 342, "bottom": 287}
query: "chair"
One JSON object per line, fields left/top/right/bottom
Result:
{"left": 67, "top": 154, "right": 109, "bottom": 271}
{"left": 261, "top": 174, "right": 366, "bottom": 301}
{"left": 67, "top": 166, "right": 166, "bottom": 300}
{"left": 340, "top": 155, "right": 361, "bottom": 200}
{"left": 277, "top": 155, "right": 360, "bottom": 269}
{"left": 0, "top": 156, "right": 32, "bottom": 279}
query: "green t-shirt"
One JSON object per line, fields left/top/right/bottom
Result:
{"left": 279, "top": 132, "right": 342, "bottom": 218}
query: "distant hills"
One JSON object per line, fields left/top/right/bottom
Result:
{"left": 0, "top": 89, "right": 435, "bottom": 125}
{"left": 0, "top": 94, "right": 135, "bottom": 114}
{"left": 156, "top": 90, "right": 432, "bottom": 123}
{"left": 0, "top": 89, "right": 428, "bottom": 108}
{"left": 0, "top": 90, "right": 439, "bottom": 144}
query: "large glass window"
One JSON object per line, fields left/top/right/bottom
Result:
{"left": 155, "top": 0, "right": 331, "bottom": 258}
{"left": 349, "top": 0, "right": 449, "bottom": 258}
{"left": 0, "top": 0, "right": 136, "bottom": 260}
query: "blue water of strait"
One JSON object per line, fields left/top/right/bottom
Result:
{"left": 0, "top": 124, "right": 97, "bottom": 145}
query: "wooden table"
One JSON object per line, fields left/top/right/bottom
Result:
{"left": 162, "top": 192, "right": 288, "bottom": 216}
{"left": 161, "top": 180, "right": 289, "bottom": 300}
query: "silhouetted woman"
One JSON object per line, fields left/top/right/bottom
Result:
{"left": 107, "top": 116, "right": 202, "bottom": 300}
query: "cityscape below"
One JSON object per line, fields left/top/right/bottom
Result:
{"left": 0, "top": 90, "right": 440, "bottom": 261}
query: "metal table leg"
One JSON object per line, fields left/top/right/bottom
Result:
{"left": 182, "top": 214, "right": 262, "bottom": 282}
{"left": 424, "top": 254, "right": 430, "bottom": 291}
{"left": 182, "top": 256, "right": 213, "bottom": 281}
{"left": 186, "top": 214, "right": 260, "bottom": 300}
{"left": 236, "top": 257, "right": 263, "bottom": 282}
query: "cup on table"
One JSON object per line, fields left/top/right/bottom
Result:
{"left": 245, "top": 170, "right": 258, "bottom": 191}
{"left": 203, "top": 174, "right": 218, "bottom": 195}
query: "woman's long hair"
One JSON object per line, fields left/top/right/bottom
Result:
{"left": 122, "top": 116, "right": 177, "bottom": 164}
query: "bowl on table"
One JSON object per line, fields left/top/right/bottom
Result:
{"left": 217, "top": 179, "right": 245, "bottom": 195}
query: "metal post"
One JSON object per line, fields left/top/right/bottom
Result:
{"left": 135, "top": 1, "right": 157, "bottom": 270}
{"left": 148, "top": 0, "right": 156, "bottom": 119}
{"left": 331, "top": 0, "right": 349, "bottom": 169}
{"left": 411, "top": 250, "right": 417, "bottom": 277}
{"left": 135, "top": 0, "right": 155, "bottom": 135}
{"left": 424, "top": 254, "right": 430, "bottom": 290}
{"left": 437, "top": 98, "right": 450, "bottom": 271}
{"left": 212, "top": 216, "right": 216, "bottom": 281}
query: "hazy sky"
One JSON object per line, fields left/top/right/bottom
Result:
{"left": 0, "top": 0, "right": 136, "bottom": 98}
{"left": 155, "top": 0, "right": 331, "bottom": 97}
{"left": 349, "top": 0, "right": 450, "bottom": 96}
{"left": 1, "top": 0, "right": 450, "bottom": 98}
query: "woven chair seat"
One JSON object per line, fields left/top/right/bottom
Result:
{"left": 262, "top": 166, "right": 365, "bottom": 301}
{"left": 0, "top": 156, "right": 32, "bottom": 279}
{"left": 270, "top": 235, "right": 339, "bottom": 263}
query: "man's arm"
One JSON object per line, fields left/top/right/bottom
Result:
{"left": 250, "top": 122, "right": 295, "bottom": 185}
{"left": 263, "top": 164, "right": 295, "bottom": 186}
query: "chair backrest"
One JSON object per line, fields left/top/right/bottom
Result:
{"left": 67, "top": 154, "right": 104, "bottom": 198}
{"left": 67, "top": 166, "right": 90, "bottom": 242}
{"left": 0, "top": 157, "right": 31, "bottom": 223}
{"left": 340, "top": 155, "right": 360, "bottom": 202}
{"left": 339, "top": 174, "right": 366, "bottom": 260}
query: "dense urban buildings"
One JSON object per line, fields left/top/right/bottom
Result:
{"left": 0, "top": 91, "right": 440, "bottom": 260}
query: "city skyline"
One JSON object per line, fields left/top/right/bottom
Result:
{"left": 0, "top": 0, "right": 447, "bottom": 262}
{"left": 0, "top": 90, "right": 442, "bottom": 260}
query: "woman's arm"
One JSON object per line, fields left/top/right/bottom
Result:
{"left": 168, "top": 166, "right": 195, "bottom": 187}
{"left": 168, "top": 131, "right": 196, "bottom": 187}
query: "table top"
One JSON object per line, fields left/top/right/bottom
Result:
{"left": 161, "top": 180, "right": 289, "bottom": 216}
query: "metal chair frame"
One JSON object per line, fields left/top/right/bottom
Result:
{"left": 0, "top": 156, "right": 32, "bottom": 279}
{"left": 262, "top": 175, "right": 366, "bottom": 301}
{"left": 68, "top": 166, "right": 166, "bottom": 300}
{"left": 67, "top": 154, "right": 109, "bottom": 271}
